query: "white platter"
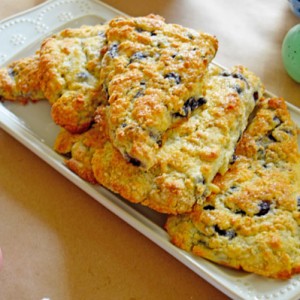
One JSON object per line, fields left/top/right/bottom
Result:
{"left": 1, "top": 1, "right": 300, "bottom": 299}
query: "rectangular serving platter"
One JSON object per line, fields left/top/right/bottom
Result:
{"left": 1, "top": 1, "right": 300, "bottom": 299}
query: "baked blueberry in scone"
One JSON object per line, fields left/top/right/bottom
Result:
{"left": 55, "top": 64, "right": 264, "bottom": 214}
{"left": 165, "top": 97, "right": 300, "bottom": 278}
{"left": 39, "top": 24, "right": 108, "bottom": 133}
{"left": 0, "top": 55, "right": 44, "bottom": 103}
{"left": 99, "top": 14, "right": 219, "bottom": 169}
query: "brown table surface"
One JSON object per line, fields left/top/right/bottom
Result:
{"left": 0, "top": 1, "right": 299, "bottom": 299}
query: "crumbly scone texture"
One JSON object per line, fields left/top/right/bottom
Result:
{"left": 100, "top": 14, "right": 219, "bottom": 169}
{"left": 55, "top": 64, "right": 264, "bottom": 214}
{"left": 165, "top": 97, "right": 300, "bottom": 279}
{"left": 0, "top": 54, "right": 44, "bottom": 103}
{"left": 39, "top": 24, "right": 108, "bottom": 133}
{"left": 54, "top": 121, "right": 106, "bottom": 184}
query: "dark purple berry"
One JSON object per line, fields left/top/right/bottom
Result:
{"left": 256, "top": 200, "right": 270, "bottom": 216}
{"left": 253, "top": 91, "right": 259, "bottom": 101}
{"left": 230, "top": 154, "right": 238, "bottom": 164}
{"left": 234, "top": 85, "right": 243, "bottom": 94}
{"left": 129, "top": 52, "right": 148, "bottom": 63}
{"left": 8, "top": 68, "right": 16, "bottom": 78}
{"left": 109, "top": 43, "right": 119, "bottom": 58}
{"left": 176, "top": 97, "right": 207, "bottom": 117}
{"left": 164, "top": 72, "right": 181, "bottom": 85}
{"left": 214, "top": 225, "right": 236, "bottom": 239}
{"left": 124, "top": 153, "right": 142, "bottom": 167}
{"left": 203, "top": 205, "right": 215, "bottom": 210}
{"left": 133, "top": 90, "right": 144, "bottom": 98}
{"left": 268, "top": 132, "right": 277, "bottom": 142}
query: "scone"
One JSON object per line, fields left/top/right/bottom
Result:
{"left": 100, "top": 14, "right": 219, "bottom": 169}
{"left": 0, "top": 54, "right": 44, "bottom": 103}
{"left": 39, "top": 24, "right": 108, "bottom": 133}
{"left": 165, "top": 97, "right": 300, "bottom": 278}
{"left": 54, "top": 121, "right": 105, "bottom": 184}
{"left": 55, "top": 65, "right": 264, "bottom": 214}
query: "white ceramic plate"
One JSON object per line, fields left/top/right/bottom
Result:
{"left": 1, "top": 1, "right": 300, "bottom": 299}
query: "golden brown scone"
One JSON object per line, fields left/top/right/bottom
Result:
{"left": 54, "top": 108, "right": 109, "bottom": 184}
{"left": 0, "top": 54, "right": 44, "bottom": 103}
{"left": 165, "top": 97, "right": 300, "bottom": 279}
{"left": 100, "top": 14, "right": 219, "bottom": 169}
{"left": 39, "top": 24, "right": 108, "bottom": 133}
{"left": 55, "top": 64, "right": 264, "bottom": 214}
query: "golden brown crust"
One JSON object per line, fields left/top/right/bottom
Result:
{"left": 165, "top": 97, "right": 300, "bottom": 279}
{"left": 55, "top": 64, "right": 264, "bottom": 214}
{"left": 100, "top": 15, "right": 219, "bottom": 169}
{"left": 0, "top": 55, "right": 44, "bottom": 103}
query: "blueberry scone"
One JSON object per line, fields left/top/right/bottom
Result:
{"left": 165, "top": 97, "right": 300, "bottom": 278}
{"left": 39, "top": 24, "right": 108, "bottom": 133}
{"left": 0, "top": 55, "right": 44, "bottom": 103}
{"left": 55, "top": 65, "right": 264, "bottom": 214}
{"left": 100, "top": 14, "right": 219, "bottom": 169}
{"left": 54, "top": 123, "right": 104, "bottom": 184}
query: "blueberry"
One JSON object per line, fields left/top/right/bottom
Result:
{"left": 268, "top": 132, "right": 277, "bottom": 142}
{"left": 234, "top": 85, "right": 243, "bottom": 94}
{"left": 8, "top": 68, "right": 16, "bottom": 78}
{"left": 156, "top": 139, "right": 162, "bottom": 147}
{"left": 253, "top": 91, "right": 259, "bottom": 101}
{"left": 129, "top": 52, "right": 148, "bottom": 63}
{"left": 76, "top": 72, "right": 89, "bottom": 81}
{"left": 297, "top": 196, "right": 300, "bottom": 210}
{"left": 194, "top": 176, "right": 205, "bottom": 184}
{"left": 187, "top": 32, "right": 195, "bottom": 40}
{"left": 182, "top": 97, "right": 207, "bottom": 116}
{"left": 172, "top": 97, "right": 207, "bottom": 118}
{"left": 221, "top": 71, "right": 231, "bottom": 77}
{"left": 232, "top": 73, "right": 246, "bottom": 81}
{"left": 103, "top": 85, "right": 109, "bottom": 98}
{"left": 214, "top": 225, "right": 236, "bottom": 239}
{"left": 236, "top": 210, "right": 246, "bottom": 216}
{"left": 281, "top": 128, "right": 294, "bottom": 136}
{"left": 262, "top": 163, "right": 271, "bottom": 169}
{"left": 109, "top": 43, "right": 119, "bottom": 58}
{"left": 232, "top": 73, "right": 250, "bottom": 89}
{"left": 230, "top": 154, "right": 238, "bottom": 164}
{"left": 256, "top": 200, "right": 270, "bottom": 216}
{"left": 150, "top": 31, "right": 157, "bottom": 36}
{"left": 135, "top": 27, "right": 144, "bottom": 33}
{"left": 229, "top": 185, "right": 238, "bottom": 192}
{"left": 133, "top": 90, "right": 144, "bottom": 98}
{"left": 164, "top": 72, "right": 181, "bottom": 85}
{"left": 124, "top": 153, "right": 142, "bottom": 167}
{"left": 203, "top": 205, "right": 215, "bottom": 210}
{"left": 63, "top": 152, "right": 72, "bottom": 159}
{"left": 149, "top": 132, "right": 162, "bottom": 146}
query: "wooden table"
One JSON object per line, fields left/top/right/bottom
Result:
{"left": 0, "top": 1, "right": 299, "bottom": 299}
